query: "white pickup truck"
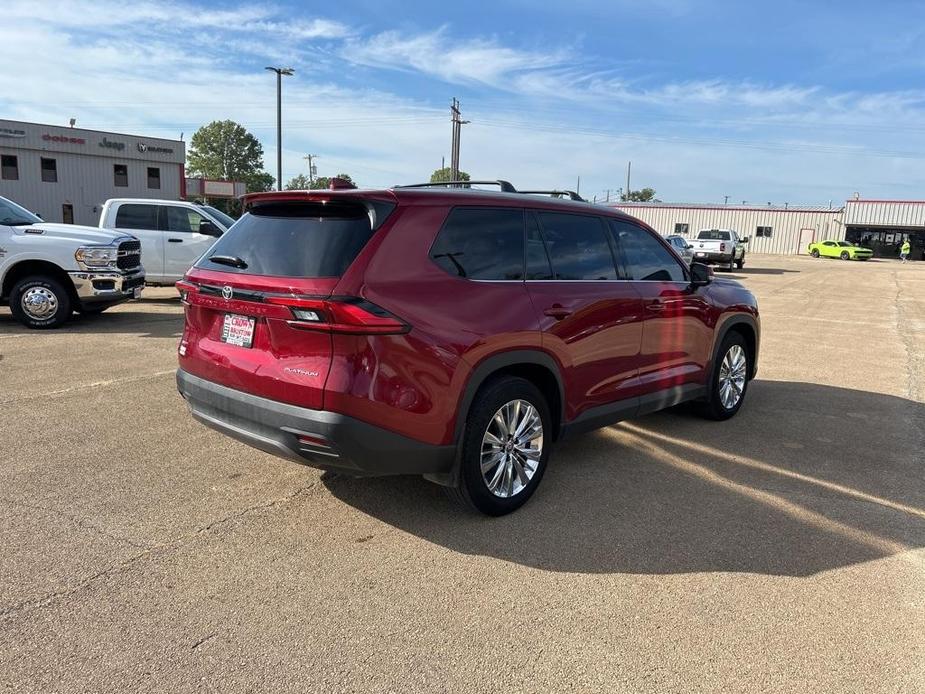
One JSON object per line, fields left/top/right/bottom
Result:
{"left": 691, "top": 228, "right": 748, "bottom": 270}
{"left": 98, "top": 199, "right": 232, "bottom": 286}
{"left": 0, "top": 195, "right": 144, "bottom": 329}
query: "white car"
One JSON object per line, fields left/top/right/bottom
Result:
{"left": 0, "top": 195, "right": 144, "bottom": 328}
{"left": 98, "top": 198, "right": 234, "bottom": 285}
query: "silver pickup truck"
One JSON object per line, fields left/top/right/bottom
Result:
{"left": 691, "top": 228, "right": 748, "bottom": 270}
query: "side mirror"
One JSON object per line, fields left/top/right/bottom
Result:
{"left": 686, "top": 243, "right": 694, "bottom": 249}
{"left": 690, "top": 262, "right": 713, "bottom": 287}
{"left": 198, "top": 219, "right": 222, "bottom": 237}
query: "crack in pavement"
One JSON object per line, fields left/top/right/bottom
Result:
{"left": 893, "top": 270, "right": 923, "bottom": 404}
{"left": 0, "top": 369, "right": 176, "bottom": 405}
{"left": 0, "top": 481, "right": 322, "bottom": 623}
{"left": 0, "top": 496, "right": 148, "bottom": 550}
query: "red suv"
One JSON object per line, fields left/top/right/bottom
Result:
{"left": 176, "top": 180, "right": 759, "bottom": 515}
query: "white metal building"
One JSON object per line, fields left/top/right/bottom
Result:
{"left": 607, "top": 201, "right": 845, "bottom": 256}
{"left": 0, "top": 119, "right": 185, "bottom": 226}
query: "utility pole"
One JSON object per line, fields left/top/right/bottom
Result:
{"left": 605, "top": 189, "right": 611, "bottom": 202}
{"left": 625, "top": 161, "right": 632, "bottom": 197}
{"left": 724, "top": 195, "right": 730, "bottom": 205}
{"left": 449, "top": 98, "right": 469, "bottom": 182}
{"left": 576, "top": 176, "right": 581, "bottom": 194}
{"left": 303, "top": 154, "right": 317, "bottom": 184}
{"left": 265, "top": 66, "right": 294, "bottom": 191}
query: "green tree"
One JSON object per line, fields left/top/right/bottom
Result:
{"left": 285, "top": 173, "right": 312, "bottom": 190}
{"left": 187, "top": 120, "right": 275, "bottom": 193}
{"left": 430, "top": 167, "right": 470, "bottom": 183}
{"left": 309, "top": 173, "right": 355, "bottom": 190}
{"left": 620, "top": 187, "right": 658, "bottom": 202}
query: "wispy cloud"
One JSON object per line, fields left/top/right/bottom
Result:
{"left": 343, "top": 27, "right": 567, "bottom": 87}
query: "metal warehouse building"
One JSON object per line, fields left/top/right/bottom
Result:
{"left": 0, "top": 119, "right": 185, "bottom": 226}
{"left": 608, "top": 201, "right": 844, "bottom": 256}
{"left": 609, "top": 198, "right": 925, "bottom": 260}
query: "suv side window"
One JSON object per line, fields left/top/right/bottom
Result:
{"left": 163, "top": 206, "right": 207, "bottom": 233}
{"left": 609, "top": 220, "right": 687, "bottom": 282}
{"left": 430, "top": 207, "right": 525, "bottom": 280}
{"left": 534, "top": 212, "right": 617, "bottom": 280}
{"left": 114, "top": 203, "right": 157, "bottom": 230}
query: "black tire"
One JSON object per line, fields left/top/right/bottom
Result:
{"left": 735, "top": 257, "right": 744, "bottom": 269}
{"left": 697, "top": 331, "right": 750, "bottom": 421}
{"left": 9, "top": 276, "right": 72, "bottom": 329}
{"left": 810, "top": 249, "right": 820, "bottom": 258}
{"left": 840, "top": 251, "right": 850, "bottom": 260}
{"left": 447, "top": 376, "right": 552, "bottom": 516}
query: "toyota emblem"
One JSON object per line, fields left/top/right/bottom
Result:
{"left": 222, "top": 285, "right": 233, "bottom": 300}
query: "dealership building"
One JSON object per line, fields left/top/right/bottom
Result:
{"left": 0, "top": 119, "right": 185, "bottom": 226}
{"left": 610, "top": 198, "right": 925, "bottom": 260}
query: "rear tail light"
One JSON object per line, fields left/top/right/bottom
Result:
{"left": 720, "top": 242, "right": 726, "bottom": 252}
{"left": 265, "top": 296, "right": 410, "bottom": 335}
{"left": 176, "top": 279, "right": 198, "bottom": 304}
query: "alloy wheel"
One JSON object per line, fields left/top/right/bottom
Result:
{"left": 718, "top": 344, "right": 747, "bottom": 410}
{"left": 480, "top": 399, "right": 544, "bottom": 498}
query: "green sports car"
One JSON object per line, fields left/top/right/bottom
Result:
{"left": 808, "top": 240, "right": 873, "bottom": 261}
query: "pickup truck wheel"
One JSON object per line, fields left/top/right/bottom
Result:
{"left": 447, "top": 376, "right": 551, "bottom": 516}
{"left": 735, "top": 257, "right": 745, "bottom": 269}
{"left": 810, "top": 249, "right": 820, "bottom": 258}
{"left": 10, "top": 276, "right": 72, "bottom": 329}
{"left": 698, "top": 332, "right": 750, "bottom": 421}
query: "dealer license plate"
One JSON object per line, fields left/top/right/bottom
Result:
{"left": 221, "top": 314, "right": 255, "bottom": 348}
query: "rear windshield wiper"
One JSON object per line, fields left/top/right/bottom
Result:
{"left": 207, "top": 254, "right": 248, "bottom": 269}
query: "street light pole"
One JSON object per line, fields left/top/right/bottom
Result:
{"left": 265, "top": 66, "right": 294, "bottom": 191}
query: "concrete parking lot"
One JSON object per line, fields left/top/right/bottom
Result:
{"left": 1, "top": 255, "right": 923, "bottom": 693}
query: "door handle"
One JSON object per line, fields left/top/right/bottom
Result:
{"left": 543, "top": 306, "right": 572, "bottom": 320}
{"left": 646, "top": 301, "right": 665, "bottom": 313}
{"left": 168, "top": 238, "right": 183, "bottom": 243}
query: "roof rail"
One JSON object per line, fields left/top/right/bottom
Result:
{"left": 520, "top": 190, "right": 587, "bottom": 202}
{"left": 394, "top": 179, "right": 517, "bottom": 193}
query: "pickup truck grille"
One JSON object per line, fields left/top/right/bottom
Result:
{"left": 117, "top": 240, "right": 142, "bottom": 271}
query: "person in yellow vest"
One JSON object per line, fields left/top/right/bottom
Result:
{"left": 900, "top": 238, "right": 911, "bottom": 263}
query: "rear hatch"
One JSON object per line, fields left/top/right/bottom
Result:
{"left": 178, "top": 195, "right": 399, "bottom": 410}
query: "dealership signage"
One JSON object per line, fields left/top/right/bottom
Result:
{"left": 137, "top": 142, "right": 174, "bottom": 154}
{"left": 99, "top": 136, "right": 125, "bottom": 151}
{"left": 0, "top": 127, "right": 26, "bottom": 138}
{"left": 42, "top": 133, "right": 86, "bottom": 145}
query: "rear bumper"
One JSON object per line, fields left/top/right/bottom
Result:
{"left": 176, "top": 369, "right": 456, "bottom": 477}
{"left": 692, "top": 251, "right": 734, "bottom": 264}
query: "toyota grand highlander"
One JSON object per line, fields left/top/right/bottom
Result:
{"left": 0, "top": 195, "right": 144, "bottom": 329}
{"left": 176, "top": 180, "right": 760, "bottom": 515}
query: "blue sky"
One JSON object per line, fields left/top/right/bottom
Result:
{"left": 3, "top": 0, "right": 925, "bottom": 203}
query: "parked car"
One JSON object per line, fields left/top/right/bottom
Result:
{"left": 99, "top": 199, "right": 233, "bottom": 285}
{"left": 691, "top": 228, "right": 747, "bottom": 270}
{"left": 0, "top": 195, "right": 144, "bottom": 329}
{"left": 666, "top": 234, "right": 693, "bottom": 264}
{"left": 808, "top": 240, "right": 873, "bottom": 261}
{"left": 176, "top": 180, "right": 760, "bottom": 515}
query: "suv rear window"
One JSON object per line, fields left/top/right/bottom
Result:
{"left": 197, "top": 201, "right": 386, "bottom": 277}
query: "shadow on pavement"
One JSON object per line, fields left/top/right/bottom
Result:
{"left": 718, "top": 267, "right": 799, "bottom": 276}
{"left": 325, "top": 380, "right": 925, "bottom": 577}
{"left": 0, "top": 308, "right": 182, "bottom": 338}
